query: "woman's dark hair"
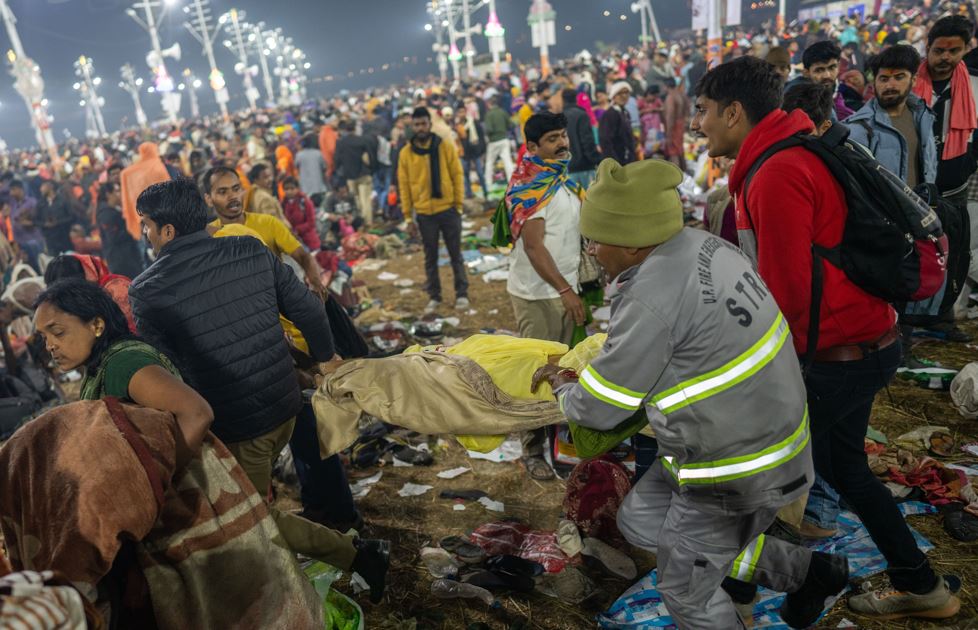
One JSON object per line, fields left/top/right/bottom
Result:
{"left": 695, "top": 56, "right": 783, "bottom": 126}
{"left": 33, "top": 279, "right": 132, "bottom": 371}
{"left": 928, "top": 15, "right": 974, "bottom": 47}
{"left": 281, "top": 176, "right": 299, "bottom": 188}
{"left": 43, "top": 255, "right": 86, "bottom": 285}
{"left": 301, "top": 133, "right": 318, "bottom": 149}
{"left": 524, "top": 112, "right": 568, "bottom": 145}
{"left": 97, "top": 181, "right": 119, "bottom": 204}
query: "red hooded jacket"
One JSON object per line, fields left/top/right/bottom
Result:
{"left": 728, "top": 109, "right": 896, "bottom": 355}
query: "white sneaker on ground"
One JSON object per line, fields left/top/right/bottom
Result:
{"left": 455, "top": 297, "right": 470, "bottom": 311}
{"left": 424, "top": 299, "right": 441, "bottom": 314}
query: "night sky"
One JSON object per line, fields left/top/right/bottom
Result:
{"left": 1, "top": 0, "right": 695, "bottom": 148}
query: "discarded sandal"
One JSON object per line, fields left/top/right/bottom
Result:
{"left": 486, "top": 554, "right": 545, "bottom": 578}
{"left": 440, "top": 535, "right": 486, "bottom": 564}
{"left": 581, "top": 537, "right": 637, "bottom": 579}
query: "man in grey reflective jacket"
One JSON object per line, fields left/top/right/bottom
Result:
{"left": 539, "top": 158, "right": 848, "bottom": 629}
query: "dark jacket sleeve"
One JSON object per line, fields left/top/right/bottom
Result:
{"left": 271, "top": 251, "right": 335, "bottom": 361}
{"left": 129, "top": 283, "right": 174, "bottom": 361}
{"left": 578, "top": 113, "right": 601, "bottom": 168}
{"left": 598, "top": 110, "right": 623, "bottom": 162}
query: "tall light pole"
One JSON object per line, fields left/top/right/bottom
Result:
{"left": 461, "top": 0, "right": 477, "bottom": 78}
{"left": 484, "top": 0, "right": 506, "bottom": 78}
{"left": 73, "top": 56, "right": 107, "bottom": 138}
{"left": 631, "top": 1, "right": 661, "bottom": 47}
{"left": 220, "top": 8, "right": 259, "bottom": 111}
{"left": 247, "top": 21, "right": 275, "bottom": 106}
{"left": 777, "top": 0, "right": 786, "bottom": 34}
{"left": 182, "top": 0, "right": 229, "bottom": 119}
{"left": 0, "top": 0, "right": 57, "bottom": 162}
{"left": 706, "top": 0, "right": 723, "bottom": 69}
{"left": 445, "top": 1, "right": 462, "bottom": 81}
{"left": 181, "top": 68, "right": 200, "bottom": 118}
{"left": 119, "top": 63, "right": 148, "bottom": 128}
{"left": 126, "top": 0, "right": 181, "bottom": 124}
{"left": 528, "top": 0, "right": 555, "bottom": 79}
{"left": 425, "top": 1, "right": 449, "bottom": 83}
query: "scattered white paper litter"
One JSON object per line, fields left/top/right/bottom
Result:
{"left": 437, "top": 467, "right": 471, "bottom": 479}
{"left": 467, "top": 437, "right": 522, "bottom": 462}
{"left": 399, "top": 288, "right": 413, "bottom": 294}
{"left": 393, "top": 278, "right": 414, "bottom": 287}
{"left": 963, "top": 444, "right": 978, "bottom": 457}
{"left": 350, "top": 572, "right": 369, "bottom": 594}
{"left": 478, "top": 496, "right": 505, "bottom": 512}
{"left": 349, "top": 471, "right": 383, "bottom": 498}
{"left": 377, "top": 271, "right": 399, "bottom": 281}
{"left": 393, "top": 458, "right": 414, "bottom": 467}
{"left": 453, "top": 504, "right": 466, "bottom": 511}
{"left": 398, "top": 482, "right": 433, "bottom": 497}
{"left": 836, "top": 619, "right": 856, "bottom": 628}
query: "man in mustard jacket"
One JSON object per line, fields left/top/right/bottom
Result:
{"left": 397, "top": 106, "right": 468, "bottom": 313}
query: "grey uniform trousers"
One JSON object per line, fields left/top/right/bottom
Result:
{"left": 617, "top": 460, "right": 813, "bottom": 629}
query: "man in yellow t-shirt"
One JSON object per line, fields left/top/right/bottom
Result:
{"left": 202, "top": 166, "right": 324, "bottom": 294}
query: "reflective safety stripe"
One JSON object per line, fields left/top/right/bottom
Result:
{"left": 661, "top": 409, "right": 809, "bottom": 485}
{"left": 729, "top": 535, "right": 766, "bottom": 582}
{"left": 579, "top": 364, "right": 646, "bottom": 411}
{"left": 651, "top": 314, "right": 789, "bottom": 415}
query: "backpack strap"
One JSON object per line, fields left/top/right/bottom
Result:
{"left": 740, "top": 134, "right": 825, "bottom": 372}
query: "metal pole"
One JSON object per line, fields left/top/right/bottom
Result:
{"left": 225, "top": 9, "right": 257, "bottom": 111}
{"left": 486, "top": 0, "right": 503, "bottom": 78}
{"left": 253, "top": 24, "right": 275, "bottom": 105}
{"left": 185, "top": 0, "right": 229, "bottom": 118}
{"left": 462, "top": 0, "right": 475, "bottom": 78}
{"left": 707, "top": 0, "right": 723, "bottom": 68}
{"left": 647, "top": 0, "right": 661, "bottom": 43}
{"left": 120, "top": 63, "right": 149, "bottom": 128}
{"left": 446, "top": 0, "right": 461, "bottom": 80}
{"left": 777, "top": 0, "right": 786, "bottom": 33}
{"left": 0, "top": 0, "right": 56, "bottom": 160}
{"left": 76, "top": 56, "right": 107, "bottom": 137}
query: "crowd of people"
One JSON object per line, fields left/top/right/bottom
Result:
{"left": 1, "top": 0, "right": 978, "bottom": 628}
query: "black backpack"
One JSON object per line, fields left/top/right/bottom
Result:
{"left": 743, "top": 123, "right": 948, "bottom": 362}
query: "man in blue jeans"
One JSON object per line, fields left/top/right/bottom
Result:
{"left": 694, "top": 55, "right": 959, "bottom": 621}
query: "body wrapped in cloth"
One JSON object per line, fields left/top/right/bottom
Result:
{"left": 312, "top": 333, "right": 651, "bottom": 458}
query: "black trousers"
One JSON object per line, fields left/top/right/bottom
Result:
{"left": 417, "top": 209, "right": 468, "bottom": 302}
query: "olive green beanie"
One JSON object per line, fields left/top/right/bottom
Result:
{"left": 579, "top": 158, "right": 684, "bottom": 247}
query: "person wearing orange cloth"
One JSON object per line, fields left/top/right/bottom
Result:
{"left": 119, "top": 143, "right": 171, "bottom": 242}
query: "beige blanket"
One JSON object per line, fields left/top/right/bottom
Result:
{"left": 312, "top": 351, "right": 565, "bottom": 457}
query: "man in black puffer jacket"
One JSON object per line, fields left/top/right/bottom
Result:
{"left": 129, "top": 177, "right": 390, "bottom": 602}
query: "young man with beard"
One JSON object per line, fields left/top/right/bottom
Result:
{"left": 789, "top": 41, "right": 853, "bottom": 121}
{"left": 911, "top": 15, "right": 977, "bottom": 341}
{"left": 505, "top": 112, "right": 586, "bottom": 481}
{"left": 690, "top": 55, "right": 959, "bottom": 621}
{"left": 847, "top": 45, "right": 937, "bottom": 188}
{"left": 129, "top": 178, "right": 390, "bottom": 602}
{"left": 204, "top": 166, "right": 324, "bottom": 295}
{"left": 397, "top": 106, "right": 468, "bottom": 314}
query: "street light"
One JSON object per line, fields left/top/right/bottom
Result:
{"left": 182, "top": 0, "right": 230, "bottom": 118}
{"left": 73, "top": 55, "right": 107, "bottom": 138}
{"left": 119, "top": 63, "right": 149, "bottom": 127}
{"left": 0, "top": 0, "right": 57, "bottom": 162}
{"left": 127, "top": 0, "right": 182, "bottom": 123}
{"left": 220, "top": 8, "right": 259, "bottom": 110}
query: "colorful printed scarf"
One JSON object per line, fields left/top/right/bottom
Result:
{"left": 505, "top": 154, "right": 584, "bottom": 241}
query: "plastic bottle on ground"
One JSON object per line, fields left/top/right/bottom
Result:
{"left": 430, "top": 579, "right": 497, "bottom": 606}
{"left": 420, "top": 546, "right": 460, "bottom": 578}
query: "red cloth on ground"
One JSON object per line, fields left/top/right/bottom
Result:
{"left": 469, "top": 521, "right": 572, "bottom": 574}
{"left": 562, "top": 455, "right": 632, "bottom": 542}
{"left": 728, "top": 109, "right": 896, "bottom": 354}
{"left": 886, "top": 456, "right": 969, "bottom": 507}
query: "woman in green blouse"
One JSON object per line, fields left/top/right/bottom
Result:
{"left": 33, "top": 279, "right": 213, "bottom": 467}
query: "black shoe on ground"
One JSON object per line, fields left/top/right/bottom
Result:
{"left": 780, "top": 551, "right": 849, "bottom": 628}
{"left": 351, "top": 538, "right": 390, "bottom": 603}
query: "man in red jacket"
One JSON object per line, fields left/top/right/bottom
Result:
{"left": 691, "top": 56, "right": 959, "bottom": 622}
